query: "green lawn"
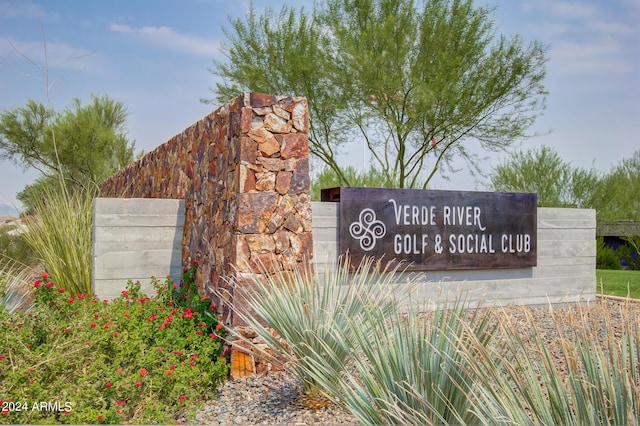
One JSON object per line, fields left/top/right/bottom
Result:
{"left": 596, "top": 269, "right": 640, "bottom": 299}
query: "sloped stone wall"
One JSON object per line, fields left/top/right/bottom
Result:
{"left": 99, "top": 93, "right": 313, "bottom": 331}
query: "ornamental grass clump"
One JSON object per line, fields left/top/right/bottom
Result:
{"left": 464, "top": 300, "right": 640, "bottom": 425}
{"left": 224, "top": 256, "right": 404, "bottom": 408}
{"left": 21, "top": 181, "right": 94, "bottom": 295}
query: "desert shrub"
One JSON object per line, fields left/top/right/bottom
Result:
{"left": 618, "top": 243, "right": 640, "bottom": 270}
{"left": 0, "top": 228, "right": 38, "bottom": 269}
{"left": 0, "top": 267, "right": 228, "bottom": 424}
{"left": 596, "top": 237, "right": 622, "bottom": 270}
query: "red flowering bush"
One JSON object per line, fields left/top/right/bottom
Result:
{"left": 0, "top": 265, "right": 227, "bottom": 424}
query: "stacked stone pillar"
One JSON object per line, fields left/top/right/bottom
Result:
{"left": 99, "top": 93, "right": 313, "bottom": 376}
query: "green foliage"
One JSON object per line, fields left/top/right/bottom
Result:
{"left": 0, "top": 95, "right": 135, "bottom": 212}
{"left": 0, "top": 270, "right": 228, "bottom": 424}
{"left": 224, "top": 256, "right": 402, "bottom": 399}
{"left": 210, "top": 0, "right": 547, "bottom": 188}
{"left": 596, "top": 269, "right": 640, "bottom": 299}
{"left": 617, "top": 243, "right": 640, "bottom": 271}
{"left": 490, "top": 145, "right": 600, "bottom": 207}
{"left": 466, "top": 302, "right": 640, "bottom": 426}
{"left": 0, "top": 226, "right": 38, "bottom": 269}
{"left": 596, "top": 237, "right": 623, "bottom": 270}
{"left": 21, "top": 181, "right": 95, "bottom": 295}
{"left": 596, "top": 150, "right": 640, "bottom": 223}
{"left": 230, "top": 256, "right": 640, "bottom": 425}
{"left": 0, "top": 259, "right": 36, "bottom": 314}
{"left": 310, "top": 165, "right": 399, "bottom": 200}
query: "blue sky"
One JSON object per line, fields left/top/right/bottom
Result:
{"left": 0, "top": 0, "right": 638, "bottom": 208}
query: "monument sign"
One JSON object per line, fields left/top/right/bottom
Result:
{"left": 330, "top": 187, "right": 537, "bottom": 270}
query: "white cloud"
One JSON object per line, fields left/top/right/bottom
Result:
{"left": 109, "top": 23, "right": 221, "bottom": 58}
{"left": 521, "top": 0, "right": 639, "bottom": 77}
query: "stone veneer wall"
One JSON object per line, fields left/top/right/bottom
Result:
{"left": 99, "top": 93, "right": 313, "bottom": 336}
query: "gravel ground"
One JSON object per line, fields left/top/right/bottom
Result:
{"left": 194, "top": 297, "right": 640, "bottom": 425}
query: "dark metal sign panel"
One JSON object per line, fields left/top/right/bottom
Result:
{"left": 338, "top": 187, "right": 537, "bottom": 270}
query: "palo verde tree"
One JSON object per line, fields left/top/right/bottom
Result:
{"left": 207, "top": 0, "right": 548, "bottom": 188}
{"left": 490, "top": 145, "right": 601, "bottom": 208}
{"left": 0, "top": 94, "right": 136, "bottom": 211}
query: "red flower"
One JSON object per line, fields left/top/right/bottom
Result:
{"left": 45, "top": 282, "right": 54, "bottom": 288}
{"left": 195, "top": 330, "right": 203, "bottom": 335}
{"left": 139, "top": 368, "right": 147, "bottom": 377}
{"left": 105, "top": 382, "right": 112, "bottom": 388}
{"left": 116, "top": 399, "right": 124, "bottom": 406}
{"left": 90, "top": 322, "right": 97, "bottom": 328}
{"left": 67, "top": 297, "right": 74, "bottom": 303}
{"left": 172, "top": 351, "right": 183, "bottom": 356}
{"left": 57, "top": 288, "right": 65, "bottom": 293}
{"left": 167, "top": 370, "right": 173, "bottom": 377}
{"left": 135, "top": 381, "right": 142, "bottom": 387}
{"left": 34, "top": 280, "right": 41, "bottom": 288}
{"left": 179, "top": 395, "right": 186, "bottom": 402}
{"left": 117, "top": 367, "right": 123, "bottom": 374}
{"left": 157, "top": 346, "right": 163, "bottom": 352}
{"left": 97, "top": 416, "right": 103, "bottom": 422}
{"left": 94, "top": 313, "right": 100, "bottom": 319}
{"left": 124, "top": 312, "right": 130, "bottom": 319}
{"left": 209, "top": 333, "right": 217, "bottom": 339}
{"left": 41, "top": 272, "right": 49, "bottom": 279}
{"left": 104, "top": 322, "right": 114, "bottom": 329}
{"left": 113, "top": 332, "right": 118, "bottom": 337}
{"left": 121, "top": 290, "right": 128, "bottom": 296}
{"left": 216, "top": 324, "right": 224, "bottom": 330}
{"left": 169, "top": 364, "right": 176, "bottom": 370}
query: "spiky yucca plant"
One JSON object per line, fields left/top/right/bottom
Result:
{"left": 299, "top": 296, "right": 495, "bottom": 425}
{"left": 224, "top": 256, "right": 405, "bottom": 408}
{"left": 465, "top": 300, "right": 640, "bottom": 425}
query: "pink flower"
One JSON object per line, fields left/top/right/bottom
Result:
{"left": 90, "top": 322, "right": 97, "bottom": 328}
{"left": 116, "top": 399, "right": 124, "bottom": 406}
{"left": 135, "top": 380, "right": 142, "bottom": 387}
{"left": 67, "top": 297, "right": 74, "bottom": 303}
{"left": 179, "top": 395, "right": 186, "bottom": 402}
{"left": 117, "top": 367, "right": 123, "bottom": 374}
{"left": 105, "top": 382, "right": 112, "bottom": 388}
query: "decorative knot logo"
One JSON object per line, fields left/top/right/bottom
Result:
{"left": 349, "top": 208, "right": 386, "bottom": 251}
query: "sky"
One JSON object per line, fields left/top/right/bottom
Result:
{"left": 0, "top": 0, "right": 638, "bottom": 209}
